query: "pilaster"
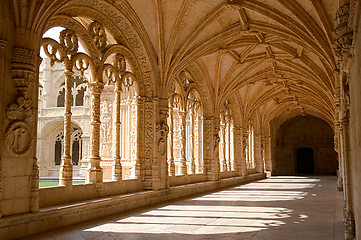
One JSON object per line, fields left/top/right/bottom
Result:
{"left": 86, "top": 81, "right": 104, "bottom": 190}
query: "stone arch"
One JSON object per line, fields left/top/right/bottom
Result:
{"left": 44, "top": 0, "right": 159, "bottom": 98}
{"left": 38, "top": 120, "right": 84, "bottom": 176}
{"left": 185, "top": 62, "right": 214, "bottom": 118}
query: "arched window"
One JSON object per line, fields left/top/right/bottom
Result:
{"left": 54, "top": 129, "right": 83, "bottom": 166}
{"left": 73, "top": 76, "right": 87, "bottom": 106}
{"left": 167, "top": 72, "right": 204, "bottom": 176}
{"left": 72, "top": 130, "right": 82, "bottom": 165}
{"left": 57, "top": 83, "right": 66, "bottom": 107}
{"left": 57, "top": 75, "right": 87, "bottom": 107}
{"left": 54, "top": 132, "right": 64, "bottom": 166}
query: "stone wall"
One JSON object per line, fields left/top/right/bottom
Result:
{"left": 349, "top": 9, "right": 361, "bottom": 238}
{"left": 273, "top": 115, "right": 337, "bottom": 175}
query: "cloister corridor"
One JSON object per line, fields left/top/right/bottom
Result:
{"left": 23, "top": 176, "right": 343, "bottom": 240}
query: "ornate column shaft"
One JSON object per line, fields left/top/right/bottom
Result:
{"left": 213, "top": 119, "right": 221, "bottom": 181}
{"left": 86, "top": 82, "right": 104, "bottom": 188}
{"left": 242, "top": 129, "right": 249, "bottom": 176}
{"left": 178, "top": 111, "right": 187, "bottom": 175}
{"left": 256, "top": 133, "right": 264, "bottom": 173}
{"left": 8, "top": 47, "right": 42, "bottom": 213}
{"left": 340, "top": 118, "right": 355, "bottom": 240}
{"left": 225, "top": 117, "right": 231, "bottom": 171}
{"left": 131, "top": 96, "right": 142, "bottom": 178}
{"left": 59, "top": 62, "right": 73, "bottom": 186}
{"left": 155, "top": 98, "right": 169, "bottom": 189}
{"left": 203, "top": 116, "right": 216, "bottom": 181}
{"left": 219, "top": 119, "right": 226, "bottom": 172}
{"left": 233, "top": 127, "right": 242, "bottom": 175}
{"left": 264, "top": 135, "right": 272, "bottom": 172}
{"left": 189, "top": 106, "right": 195, "bottom": 174}
{"left": 0, "top": 40, "right": 6, "bottom": 218}
{"left": 112, "top": 80, "right": 122, "bottom": 181}
{"left": 168, "top": 104, "right": 175, "bottom": 176}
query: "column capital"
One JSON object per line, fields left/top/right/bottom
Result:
{"left": 88, "top": 81, "right": 105, "bottom": 94}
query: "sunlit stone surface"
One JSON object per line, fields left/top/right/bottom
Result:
{"left": 24, "top": 176, "right": 343, "bottom": 240}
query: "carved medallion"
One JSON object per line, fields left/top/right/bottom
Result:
{"left": 5, "top": 121, "right": 33, "bottom": 155}
{"left": 158, "top": 138, "right": 166, "bottom": 156}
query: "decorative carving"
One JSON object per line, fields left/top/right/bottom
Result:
{"left": 6, "top": 97, "right": 35, "bottom": 121}
{"left": 0, "top": 39, "right": 6, "bottom": 48}
{"left": 156, "top": 109, "right": 169, "bottom": 155}
{"left": 333, "top": 3, "right": 354, "bottom": 61}
{"left": 5, "top": 121, "right": 33, "bottom": 156}
{"left": 60, "top": 29, "right": 79, "bottom": 56}
{"left": 344, "top": 210, "right": 355, "bottom": 239}
{"left": 89, "top": 21, "right": 107, "bottom": 51}
{"left": 158, "top": 138, "right": 166, "bottom": 155}
{"left": 100, "top": 100, "right": 113, "bottom": 158}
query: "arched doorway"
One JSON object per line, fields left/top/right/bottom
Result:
{"left": 296, "top": 147, "right": 314, "bottom": 174}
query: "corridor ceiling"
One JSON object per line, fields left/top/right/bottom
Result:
{"left": 36, "top": 0, "right": 339, "bottom": 127}
{"left": 127, "top": 0, "right": 338, "bottom": 127}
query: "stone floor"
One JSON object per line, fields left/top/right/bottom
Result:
{"left": 23, "top": 176, "right": 344, "bottom": 240}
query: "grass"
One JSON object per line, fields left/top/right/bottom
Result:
{"left": 39, "top": 181, "right": 85, "bottom": 188}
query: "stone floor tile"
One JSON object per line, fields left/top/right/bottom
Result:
{"left": 23, "top": 176, "right": 344, "bottom": 240}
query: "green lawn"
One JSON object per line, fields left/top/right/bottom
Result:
{"left": 39, "top": 181, "right": 85, "bottom": 188}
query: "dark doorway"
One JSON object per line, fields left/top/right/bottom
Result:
{"left": 296, "top": 147, "right": 314, "bottom": 174}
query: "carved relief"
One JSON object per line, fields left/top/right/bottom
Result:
{"left": 88, "top": 21, "right": 107, "bottom": 51}
{"left": 100, "top": 99, "right": 113, "bottom": 158}
{"left": 333, "top": 3, "right": 354, "bottom": 61}
{"left": 157, "top": 109, "right": 169, "bottom": 156}
{"left": 0, "top": 39, "right": 6, "bottom": 48}
{"left": 5, "top": 121, "right": 33, "bottom": 156}
{"left": 6, "top": 97, "right": 35, "bottom": 121}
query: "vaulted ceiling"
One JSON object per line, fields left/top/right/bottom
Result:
{"left": 126, "top": 0, "right": 338, "bottom": 127}
{"left": 9, "top": 0, "right": 340, "bottom": 128}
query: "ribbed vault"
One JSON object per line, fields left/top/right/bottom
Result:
{"left": 125, "top": 0, "right": 339, "bottom": 126}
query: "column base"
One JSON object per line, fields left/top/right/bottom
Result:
{"left": 345, "top": 211, "right": 356, "bottom": 240}
{"left": 86, "top": 168, "right": 103, "bottom": 187}
{"left": 112, "top": 162, "right": 122, "bottom": 181}
{"left": 178, "top": 161, "right": 187, "bottom": 175}
{"left": 59, "top": 160, "right": 73, "bottom": 187}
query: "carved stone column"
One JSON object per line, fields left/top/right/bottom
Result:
{"left": 168, "top": 103, "right": 175, "bottom": 176}
{"left": 225, "top": 116, "right": 231, "bottom": 171}
{"left": 155, "top": 98, "right": 169, "bottom": 189}
{"left": 334, "top": 120, "right": 343, "bottom": 191}
{"left": 0, "top": 40, "right": 6, "bottom": 218}
{"left": 256, "top": 133, "right": 264, "bottom": 173}
{"left": 333, "top": 2, "right": 354, "bottom": 66}
{"left": 219, "top": 116, "right": 226, "bottom": 172}
{"left": 86, "top": 82, "right": 104, "bottom": 189}
{"left": 340, "top": 118, "right": 355, "bottom": 240}
{"left": 112, "top": 80, "right": 122, "bottom": 181}
{"left": 131, "top": 96, "right": 142, "bottom": 178}
{"left": 178, "top": 111, "right": 187, "bottom": 175}
{"left": 242, "top": 129, "right": 249, "bottom": 176}
{"left": 6, "top": 47, "right": 42, "bottom": 213}
{"left": 233, "top": 127, "right": 242, "bottom": 175}
{"left": 143, "top": 98, "right": 155, "bottom": 189}
{"left": 203, "top": 117, "right": 215, "bottom": 180}
{"left": 188, "top": 106, "right": 195, "bottom": 174}
{"left": 264, "top": 135, "right": 272, "bottom": 172}
{"left": 333, "top": 3, "right": 355, "bottom": 239}
{"left": 59, "top": 63, "right": 73, "bottom": 187}
{"left": 213, "top": 119, "right": 221, "bottom": 181}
